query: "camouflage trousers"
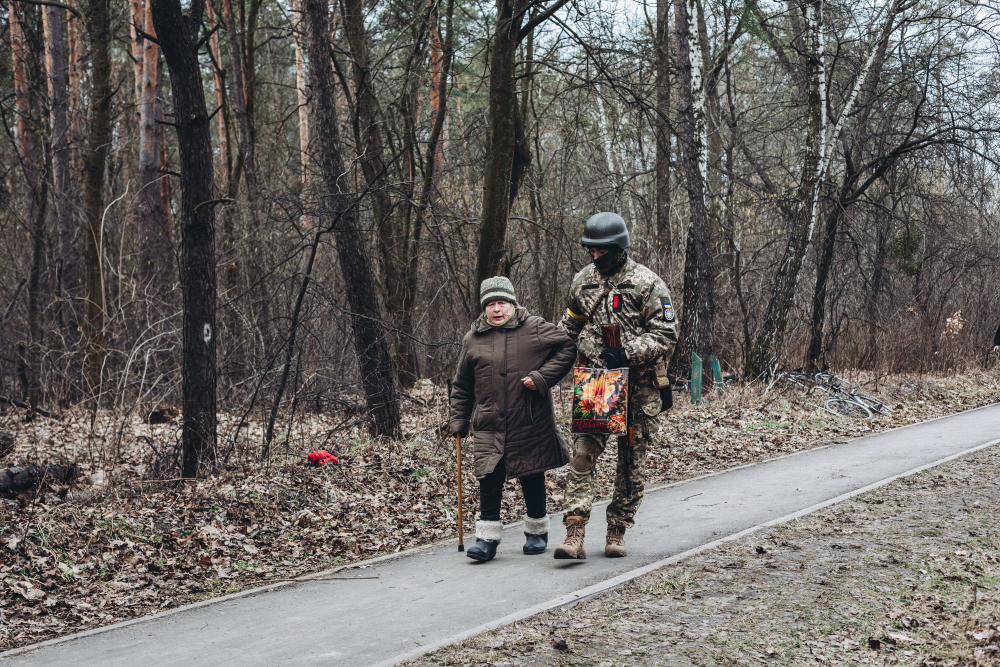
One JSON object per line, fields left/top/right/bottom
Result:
{"left": 563, "top": 414, "right": 657, "bottom": 530}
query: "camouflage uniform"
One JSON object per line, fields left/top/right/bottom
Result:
{"left": 558, "top": 256, "right": 678, "bottom": 529}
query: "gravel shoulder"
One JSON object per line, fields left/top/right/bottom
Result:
{"left": 404, "top": 442, "right": 1000, "bottom": 667}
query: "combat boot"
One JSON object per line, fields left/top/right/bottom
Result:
{"left": 605, "top": 525, "right": 627, "bottom": 557}
{"left": 553, "top": 516, "right": 587, "bottom": 559}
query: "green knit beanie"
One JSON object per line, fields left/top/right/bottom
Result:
{"left": 480, "top": 276, "right": 517, "bottom": 310}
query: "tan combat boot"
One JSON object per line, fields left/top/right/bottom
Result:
{"left": 605, "top": 526, "right": 627, "bottom": 557}
{"left": 553, "top": 516, "right": 587, "bottom": 559}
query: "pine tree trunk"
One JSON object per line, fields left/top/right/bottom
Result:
{"left": 221, "top": 0, "right": 256, "bottom": 201}
{"left": 80, "top": 0, "right": 113, "bottom": 399}
{"left": 10, "top": 0, "right": 46, "bottom": 409}
{"left": 207, "top": 1, "right": 231, "bottom": 185}
{"left": 131, "top": 0, "right": 171, "bottom": 297}
{"left": 43, "top": 4, "right": 81, "bottom": 346}
{"left": 303, "top": 0, "right": 401, "bottom": 439}
{"left": 150, "top": 0, "right": 218, "bottom": 477}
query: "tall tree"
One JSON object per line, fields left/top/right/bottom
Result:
{"left": 474, "top": 0, "right": 571, "bottom": 291}
{"left": 669, "top": 0, "right": 714, "bottom": 380}
{"left": 11, "top": 0, "right": 47, "bottom": 410}
{"left": 80, "top": 0, "right": 113, "bottom": 398}
{"left": 130, "top": 0, "right": 171, "bottom": 297}
{"left": 150, "top": 0, "right": 219, "bottom": 477}
{"left": 43, "top": 3, "right": 81, "bottom": 344}
{"left": 303, "top": 0, "right": 401, "bottom": 439}
{"left": 221, "top": 0, "right": 257, "bottom": 200}
{"left": 654, "top": 0, "right": 673, "bottom": 264}
{"left": 744, "top": 0, "right": 826, "bottom": 379}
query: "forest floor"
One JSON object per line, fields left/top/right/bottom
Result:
{"left": 1, "top": 370, "right": 999, "bottom": 651}
{"left": 400, "top": 430, "right": 1000, "bottom": 667}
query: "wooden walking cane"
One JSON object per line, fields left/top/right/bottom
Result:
{"left": 456, "top": 433, "right": 465, "bottom": 551}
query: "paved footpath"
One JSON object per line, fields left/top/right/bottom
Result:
{"left": 5, "top": 404, "right": 1000, "bottom": 667}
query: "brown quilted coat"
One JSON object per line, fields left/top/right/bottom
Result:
{"left": 449, "top": 307, "right": 577, "bottom": 479}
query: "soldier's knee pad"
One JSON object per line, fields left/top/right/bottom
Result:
{"left": 571, "top": 450, "right": 593, "bottom": 473}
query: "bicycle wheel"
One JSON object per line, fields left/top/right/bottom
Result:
{"left": 825, "top": 397, "right": 872, "bottom": 419}
{"left": 853, "top": 393, "right": 893, "bottom": 416}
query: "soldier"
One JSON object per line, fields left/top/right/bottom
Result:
{"left": 554, "top": 212, "right": 678, "bottom": 559}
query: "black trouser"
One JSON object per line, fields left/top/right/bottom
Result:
{"left": 479, "top": 458, "right": 547, "bottom": 522}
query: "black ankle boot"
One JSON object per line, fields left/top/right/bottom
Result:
{"left": 466, "top": 538, "right": 499, "bottom": 561}
{"left": 523, "top": 532, "right": 548, "bottom": 555}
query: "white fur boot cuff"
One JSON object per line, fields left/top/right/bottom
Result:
{"left": 523, "top": 514, "right": 550, "bottom": 535}
{"left": 475, "top": 520, "right": 504, "bottom": 542}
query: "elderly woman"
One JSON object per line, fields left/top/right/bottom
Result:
{"left": 449, "top": 277, "right": 577, "bottom": 561}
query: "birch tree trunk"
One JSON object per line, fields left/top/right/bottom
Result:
{"left": 303, "top": 0, "right": 401, "bottom": 439}
{"left": 669, "top": 0, "right": 714, "bottom": 380}
{"left": 150, "top": 0, "right": 219, "bottom": 477}
{"left": 745, "top": 0, "right": 825, "bottom": 379}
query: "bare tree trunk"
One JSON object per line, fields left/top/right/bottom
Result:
{"left": 221, "top": 0, "right": 256, "bottom": 201}
{"left": 66, "top": 0, "right": 84, "bottom": 178}
{"left": 475, "top": 0, "right": 528, "bottom": 290}
{"left": 342, "top": 0, "right": 429, "bottom": 386}
{"left": 131, "top": 0, "right": 171, "bottom": 296}
{"left": 43, "top": 4, "right": 82, "bottom": 359}
{"left": 745, "top": 0, "right": 825, "bottom": 380}
{"left": 11, "top": 0, "right": 46, "bottom": 409}
{"left": 80, "top": 0, "right": 113, "bottom": 400}
{"left": 150, "top": 0, "right": 218, "bottom": 477}
{"left": 807, "top": 173, "right": 849, "bottom": 369}
{"left": 654, "top": 0, "right": 673, "bottom": 265}
{"left": 291, "top": 0, "right": 310, "bottom": 229}
{"left": 207, "top": 1, "right": 231, "bottom": 185}
{"left": 303, "top": 0, "right": 401, "bottom": 439}
{"left": 668, "top": 0, "right": 714, "bottom": 381}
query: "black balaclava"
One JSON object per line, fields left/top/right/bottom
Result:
{"left": 594, "top": 247, "right": 627, "bottom": 276}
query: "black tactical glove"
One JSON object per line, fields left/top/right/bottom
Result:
{"left": 450, "top": 422, "right": 470, "bottom": 438}
{"left": 599, "top": 347, "right": 630, "bottom": 368}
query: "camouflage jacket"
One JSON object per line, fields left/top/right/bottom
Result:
{"left": 558, "top": 257, "right": 679, "bottom": 416}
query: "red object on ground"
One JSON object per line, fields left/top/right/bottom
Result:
{"left": 307, "top": 450, "right": 339, "bottom": 466}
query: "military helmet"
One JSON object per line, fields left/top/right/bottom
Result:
{"left": 580, "top": 212, "right": 630, "bottom": 250}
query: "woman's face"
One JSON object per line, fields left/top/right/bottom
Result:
{"left": 485, "top": 300, "right": 514, "bottom": 324}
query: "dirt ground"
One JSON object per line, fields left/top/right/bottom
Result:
{"left": 403, "top": 444, "right": 1000, "bottom": 667}
{"left": 1, "top": 370, "right": 999, "bottom": 651}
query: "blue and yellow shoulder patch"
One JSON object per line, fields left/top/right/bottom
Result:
{"left": 662, "top": 300, "right": 675, "bottom": 322}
